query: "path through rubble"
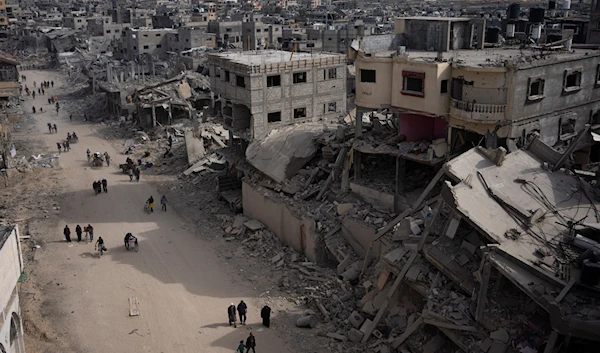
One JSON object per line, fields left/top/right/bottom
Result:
{"left": 19, "top": 70, "right": 295, "bottom": 353}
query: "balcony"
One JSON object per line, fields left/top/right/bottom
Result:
{"left": 449, "top": 84, "right": 507, "bottom": 124}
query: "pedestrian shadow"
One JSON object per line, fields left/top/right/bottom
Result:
{"left": 79, "top": 252, "right": 100, "bottom": 259}
{"left": 201, "top": 322, "right": 232, "bottom": 329}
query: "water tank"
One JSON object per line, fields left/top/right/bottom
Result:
{"left": 486, "top": 27, "right": 501, "bottom": 43}
{"left": 529, "top": 7, "right": 545, "bottom": 23}
{"left": 507, "top": 3, "right": 521, "bottom": 20}
{"left": 548, "top": 0, "right": 556, "bottom": 9}
{"left": 563, "top": 0, "right": 571, "bottom": 10}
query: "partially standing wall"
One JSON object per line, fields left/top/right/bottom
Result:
{"left": 242, "top": 181, "right": 321, "bottom": 262}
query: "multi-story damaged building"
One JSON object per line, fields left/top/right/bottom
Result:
{"left": 353, "top": 16, "right": 600, "bottom": 196}
{"left": 117, "top": 27, "right": 177, "bottom": 61}
{"left": 208, "top": 50, "right": 347, "bottom": 141}
{"left": 207, "top": 20, "right": 243, "bottom": 49}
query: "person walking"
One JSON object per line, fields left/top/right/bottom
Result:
{"left": 147, "top": 196, "right": 154, "bottom": 212}
{"left": 69, "top": 113, "right": 72, "bottom": 121}
{"left": 168, "top": 135, "right": 173, "bottom": 148}
{"left": 236, "top": 341, "right": 246, "bottom": 353}
{"left": 51, "top": 80, "right": 54, "bottom": 87}
{"left": 32, "top": 91, "right": 35, "bottom": 99}
{"left": 95, "top": 237, "right": 106, "bottom": 256}
{"left": 104, "top": 152, "right": 110, "bottom": 166}
{"left": 128, "top": 168, "right": 133, "bottom": 181}
{"left": 237, "top": 300, "right": 247, "bottom": 325}
{"left": 32, "top": 106, "right": 36, "bottom": 114}
{"left": 53, "top": 124, "right": 57, "bottom": 133}
{"left": 47, "top": 122, "right": 52, "bottom": 133}
{"left": 261, "top": 305, "right": 271, "bottom": 328}
{"left": 87, "top": 149, "right": 91, "bottom": 162}
{"left": 75, "top": 225, "right": 82, "bottom": 242}
{"left": 228, "top": 303, "right": 237, "bottom": 328}
{"left": 93, "top": 181, "right": 99, "bottom": 195}
{"left": 245, "top": 333, "right": 256, "bottom": 353}
{"left": 101, "top": 178, "right": 107, "bottom": 193}
{"left": 66, "top": 139, "right": 70, "bottom": 151}
{"left": 86, "top": 224, "right": 94, "bottom": 241}
{"left": 57, "top": 142, "right": 62, "bottom": 154}
{"left": 62, "top": 141, "right": 67, "bottom": 152}
{"left": 42, "top": 88, "right": 45, "bottom": 95}
{"left": 63, "top": 225, "right": 72, "bottom": 242}
{"left": 135, "top": 168, "right": 140, "bottom": 182}
{"left": 161, "top": 195, "right": 167, "bottom": 211}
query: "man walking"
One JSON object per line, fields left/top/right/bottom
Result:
{"left": 245, "top": 333, "right": 256, "bottom": 353}
{"left": 86, "top": 224, "right": 94, "bottom": 241}
{"left": 128, "top": 168, "right": 133, "bottom": 181}
{"left": 161, "top": 195, "right": 167, "bottom": 211}
{"left": 168, "top": 135, "right": 173, "bottom": 148}
{"left": 101, "top": 178, "right": 108, "bottom": 193}
{"left": 237, "top": 300, "right": 247, "bottom": 325}
{"left": 63, "top": 225, "right": 72, "bottom": 242}
{"left": 147, "top": 196, "right": 154, "bottom": 212}
{"left": 75, "top": 224, "right": 82, "bottom": 242}
{"left": 228, "top": 303, "right": 237, "bottom": 328}
{"left": 135, "top": 168, "right": 140, "bottom": 182}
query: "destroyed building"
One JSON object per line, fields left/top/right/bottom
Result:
{"left": 207, "top": 50, "right": 347, "bottom": 142}
{"left": 351, "top": 15, "right": 600, "bottom": 211}
{"left": 117, "top": 28, "right": 177, "bottom": 61}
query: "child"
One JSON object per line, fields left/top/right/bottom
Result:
{"left": 236, "top": 341, "right": 246, "bottom": 353}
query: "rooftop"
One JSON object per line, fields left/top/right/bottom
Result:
{"left": 367, "top": 46, "right": 600, "bottom": 68}
{"left": 208, "top": 50, "right": 344, "bottom": 66}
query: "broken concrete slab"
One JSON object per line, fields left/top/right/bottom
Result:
{"left": 244, "top": 220, "right": 265, "bottom": 231}
{"left": 348, "top": 328, "right": 364, "bottom": 343}
{"left": 488, "top": 342, "right": 509, "bottom": 353}
{"left": 246, "top": 123, "right": 333, "bottom": 183}
{"left": 326, "top": 333, "right": 348, "bottom": 342}
{"left": 490, "top": 328, "right": 510, "bottom": 344}
{"left": 271, "top": 254, "right": 282, "bottom": 264}
{"left": 232, "top": 215, "right": 248, "bottom": 230}
{"left": 359, "top": 319, "right": 373, "bottom": 334}
{"left": 184, "top": 130, "right": 205, "bottom": 165}
{"left": 337, "top": 203, "right": 354, "bottom": 216}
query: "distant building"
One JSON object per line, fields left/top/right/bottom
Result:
{"left": 0, "top": 52, "right": 20, "bottom": 98}
{"left": 208, "top": 50, "right": 347, "bottom": 141}
{"left": 589, "top": 0, "right": 600, "bottom": 44}
{"left": 117, "top": 28, "right": 177, "bottom": 61}
{"left": 207, "top": 20, "right": 243, "bottom": 49}
{"left": 63, "top": 16, "right": 88, "bottom": 31}
{"left": 0, "top": 226, "right": 26, "bottom": 353}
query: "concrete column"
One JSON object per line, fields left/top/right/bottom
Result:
{"left": 354, "top": 151, "right": 361, "bottom": 181}
{"left": 355, "top": 107, "right": 363, "bottom": 137}
{"left": 151, "top": 103, "right": 156, "bottom": 127}
{"left": 396, "top": 157, "right": 406, "bottom": 193}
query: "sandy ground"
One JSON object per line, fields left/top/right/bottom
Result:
{"left": 16, "top": 70, "right": 297, "bottom": 353}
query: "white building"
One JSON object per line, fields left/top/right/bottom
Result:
{"left": 0, "top": 225, "right": 25, "bottom": 353}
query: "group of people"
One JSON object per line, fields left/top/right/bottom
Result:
{"left": 229, "top": 301, "right": 271, "bottom": 353}
{"left": 92, "top": 179, "right": 108, "bottom": 195}
{"left": 63, "top": 224, "right": 94, "bottom": 242}
{"left": 128, "top": 165, "right": 141, "bottom": 182}
{"left": 57, "top": 140, "right": 71, "bottom": 153}
{"left": 47, "top": 123, "right": 57, "bottom": 133}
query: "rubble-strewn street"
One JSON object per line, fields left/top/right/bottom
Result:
{"left": 2, "top": 1, "right": 600, "bottom": 353}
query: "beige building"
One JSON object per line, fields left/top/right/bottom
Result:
{"left": 0, "top": 226, "right": 26, "bottom": 353}
{"left": 352, "top": 16, "right": 600, "bottom": 197}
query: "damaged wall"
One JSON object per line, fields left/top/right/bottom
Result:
{"left": 341, "top": 218, "right": 389, "bottom": 259}
{"left": 242, "top": 181, "right": 320, "bottom": 262}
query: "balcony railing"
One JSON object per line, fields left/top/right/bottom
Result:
{"left": 450, "top": 98, "right": 507, "bottom": 123}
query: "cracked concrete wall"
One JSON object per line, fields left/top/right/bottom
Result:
{"left": 242, "top": 181, "right": 319, "bottom": 262}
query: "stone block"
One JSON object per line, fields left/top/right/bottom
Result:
{"left": 359, "top": 319, "right": 373, "bottom": 334}
{"left": 348, "top": 310, "right": 365, "bottom": 329}
{"left": 347, "top": 328, "right": 364, "bottom": 343}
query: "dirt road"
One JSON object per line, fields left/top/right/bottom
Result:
{"left": 18, "top": 70, "right": 295, "bottom": 353}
